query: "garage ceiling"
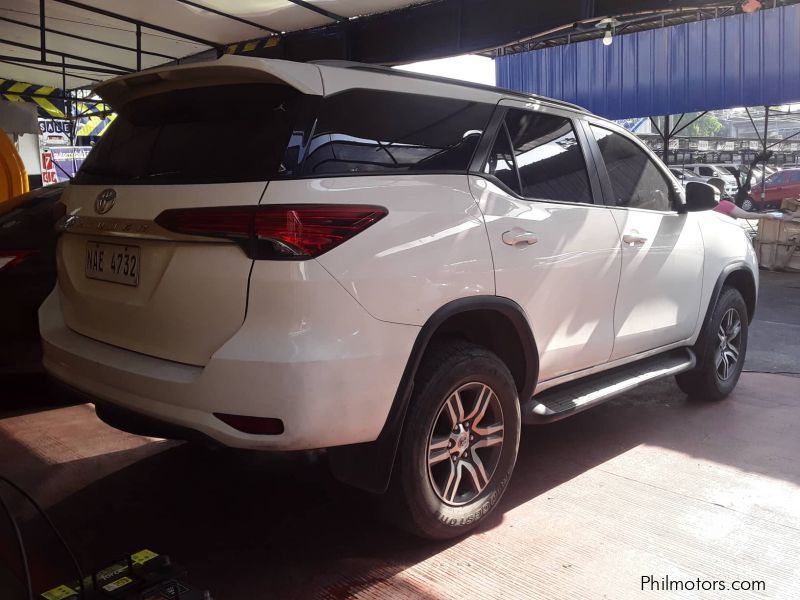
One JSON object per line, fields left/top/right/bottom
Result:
{"left": 0, "top": 0, "right": 432, "bottom": 88}
{"left": 0, "top": 0, "right": 765, "bottom": 91}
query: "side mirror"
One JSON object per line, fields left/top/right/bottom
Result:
{"left": 684, "top": 181, "right": 720, "bottom": 212}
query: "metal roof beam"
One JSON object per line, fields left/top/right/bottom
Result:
{"left": 0, "top": 16, "right": 178, "bottom": 61}
{"left": 0, "top": 37, "right": 134, "bottom": 73}
{"left": 0, "top": 54, "right": 127, "bottom": 76}
{"left": 172, "top": 0, "right": 281, "bottom": 34}
{"left": 284, "top": 0, "right": 346, "bottom": 23}
{"left": 49, "top": 0, "right": 222, "bottom": 49}
{"left": 0, "top": 59, "right": 101, "bottom": 82}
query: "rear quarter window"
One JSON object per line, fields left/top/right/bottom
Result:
{"left": 301, "top": 89, "right": 493, "bottom": 176}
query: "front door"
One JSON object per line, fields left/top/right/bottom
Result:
{"left": 586, "top": 123, "right": 704, "bottom": 360}
{"left": 471, "top": 102, "right": 622, "bottom": 383}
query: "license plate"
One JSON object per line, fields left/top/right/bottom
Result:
{"left": 85, "top": 242, "right": 140, "bottom": 286}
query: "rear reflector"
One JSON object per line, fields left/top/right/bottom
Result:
{"left": 0, "top": 251, "right": 34, "bottom": 272}
{"left": 155, "top": 204, "right": 387, "bottom": 260}
{"left": 214, "top": 413, "right": 285, "bottom": 435}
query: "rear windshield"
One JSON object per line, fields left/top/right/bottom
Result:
{"left": 74, "top": 84, "right": 493, "bottom": 185}
{"left": 74, "top": 83, "right": 302, "bottom": 185}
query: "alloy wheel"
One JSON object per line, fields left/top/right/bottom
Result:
{"left": 715, "top": 308, "right": 742, "bottom": 381}
{"left": 426, "top": 382, "right": 504, "bottom": 506}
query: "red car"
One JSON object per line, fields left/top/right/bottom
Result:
{"left": 745, "top": 168, "right": 800, "bottom": 210}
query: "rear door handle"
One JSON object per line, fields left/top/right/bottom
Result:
{"left": 502, "top": 228, "right": 538, "bottom": 246}
{"left": 622, "top": 232, "right": 648, "bottom": 246}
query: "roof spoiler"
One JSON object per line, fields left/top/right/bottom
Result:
{"left": 94, "top": 55, "right": 323, "bottom": 107}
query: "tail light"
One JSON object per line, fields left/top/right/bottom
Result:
{"left": 0, "top": 251, "right": 34, "bottom": 273}
{"left": 155, "top": 204, "right": 387, "bottom": 260}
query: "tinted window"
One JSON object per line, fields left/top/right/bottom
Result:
{"left": 787, "top": 171, "right": 800, "bottom": 183}
{"left": 698, "top": 166, "right": 714, "bottom": 177}
{"left": 484, "top": 124, "right": 519, "bottom": 193}
{"left": 75, "top": 84, "right": 303, "bottom": 185}
{"left": 505, "top": 109, "right": 592, "bottom": 203}
{"left": 302, "top": 90, "right": 492, "bottom": 176}
{"left": 591, "top": 125, "right": 672, "bottom": 211}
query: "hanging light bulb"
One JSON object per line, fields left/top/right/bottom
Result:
{"left": 595, "top": 19, "right": 619, "bottom": 47}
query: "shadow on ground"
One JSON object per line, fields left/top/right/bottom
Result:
{"left": 2, "top": 371, "right": 795, "bottom": 599}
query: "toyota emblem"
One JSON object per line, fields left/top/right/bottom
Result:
{"left": 95, "top": 189, "right": 116, "bottom": 214}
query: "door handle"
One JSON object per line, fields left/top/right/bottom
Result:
{"left": 502, "top": 228, "right": 538, "bottom": 246}
{"left": 622, "top": 232, "right": 648, "bottom": 246}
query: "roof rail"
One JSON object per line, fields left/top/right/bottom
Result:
{"left": 310, "top": 59, "right": 589, "bottom": 114}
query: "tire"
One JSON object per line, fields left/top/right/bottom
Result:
{"left": 675, "top": 286, "right": 748, "bottom": 401}
{"left": 387, "top": 340, "right": 521, "bottom": 539}
{"left": 741, "top": 196, "right": 754, "bottom": 211}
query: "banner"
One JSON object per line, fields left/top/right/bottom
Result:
{"left": 41, "top": 146, "right": 91, "bottom": 182}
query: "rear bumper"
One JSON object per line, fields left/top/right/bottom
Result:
{"left": 40, "top": 261, "right": 419, "bottom": 451}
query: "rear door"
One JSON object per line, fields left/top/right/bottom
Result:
{"left": 471, "top": 101, "right": 621, "bottom": 382}
{"left": 57, "top": 62, "right": 322, "bottom": 365}
{"left": 585, "top": 123, "right": 704, "bottom": 360}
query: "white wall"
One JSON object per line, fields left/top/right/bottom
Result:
{"left": 395, "top": 55, "right": 496, "bottom": 86}
{"left": 15, "top": 132, "right": 41, "bottom": 175}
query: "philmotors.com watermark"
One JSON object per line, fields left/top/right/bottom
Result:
{"left": 641, "top": 575, "right": 766, "bottom": 592}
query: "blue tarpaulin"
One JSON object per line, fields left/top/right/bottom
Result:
{"left": 496, "top": 4, "right": 800, "bottom": 120}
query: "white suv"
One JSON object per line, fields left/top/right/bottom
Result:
{"left": 41, "top": 56, "right": 758, "bottom": 539}
{"left": 683, "top": 163, "right": 739, "bottom": 197}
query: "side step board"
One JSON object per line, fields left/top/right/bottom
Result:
{"left": 522, "top": 348, "right": 696, "bottom": 424}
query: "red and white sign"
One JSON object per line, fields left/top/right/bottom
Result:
{"left": 41, "top": 150, "right": 59, "bottom": 185}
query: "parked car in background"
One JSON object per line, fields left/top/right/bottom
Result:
{"left": 745, "top": 167, "right": 800, "bottom": 210}
{"left": 669, "top": 166, "right": 729, "bottom": 199}
{"left": 40, "top": 56, "right": 758, "bottom": 539}
{"left": 683, "top": 163, "right": 739, "bottom": 197}
{"left": 0, "top": 183, "right": 66, "bottom": 374}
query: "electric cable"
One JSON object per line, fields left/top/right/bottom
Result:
{"left": 0, "top": 490, "right": 32, "bottom": 600}
{"left": 0, "top": 475, "right": 85, "bottom": 599}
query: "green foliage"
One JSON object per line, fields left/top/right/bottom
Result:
{"left": 683, "top": 112, "right": 724, "bottom": 137}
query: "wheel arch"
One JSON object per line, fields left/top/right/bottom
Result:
{"left": 328, "top": 296, "right": 539, "bottom": 494}
{"left": 693, "top": 262, "right": 757, "bottom": 367}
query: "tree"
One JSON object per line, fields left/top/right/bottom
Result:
{"left": 682, "top": 112, "right": 724, "bottom": 137}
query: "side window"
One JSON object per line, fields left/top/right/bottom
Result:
{"left": 789, "top": 171, "right": 800, "bottom": 183}
{"left": 505, "top": 109, "right": 593, "bottom": 203}
{"left": 590, "top": 125, "right": 673, "bottom": 211}
{"left": 484, "top": 124, "right": 519, "bottom": 193}
{"left": 699, "top": 166, "right": 714, "bottom": 177}
{"left": 302, "top": 90, "right": 493, "bottom": 176}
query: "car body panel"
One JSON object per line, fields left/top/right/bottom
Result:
{"left": 56, "top": 183, "right": 265, "bottom": 365}
{"left": 40, "top": 259, "right": 418, "bottom": 449}
{"left": 608, "top": 209, "right": 704, "bottom": 359}
{"left": 469, "top": 175, "right": 622, "bottom": 381}
{"left": 304, "top": 175, "right": 495, "bottom": 326}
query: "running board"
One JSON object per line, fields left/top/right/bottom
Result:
{"left": 522, "top": 348, "right": 696, "bottom": 424}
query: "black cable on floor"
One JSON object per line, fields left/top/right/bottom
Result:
{"left": 0, "top": 490, "right": 32, "bottom": 600}
{"left": 0, "top": 476, "right": 85, "bottom": 599}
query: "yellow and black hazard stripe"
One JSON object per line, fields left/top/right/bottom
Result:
{"left": 224, "top": 35, "right": 281, "bottom": 56}
{"left": 0, "top": 78, "right": 66, "bottom": 118}
{"left": 76, "top": 114, "right": 117, "bottom": 137}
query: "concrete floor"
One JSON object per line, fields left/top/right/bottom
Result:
{"left": 1, "top": 271, "right": 798, "bottom": 599}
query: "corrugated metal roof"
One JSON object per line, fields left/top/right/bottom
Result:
{"left": 496, "top": 3, "right": 800, "bottom": 120}
{"left": 0, "top": 0, "right": 432, "bottom": 88}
